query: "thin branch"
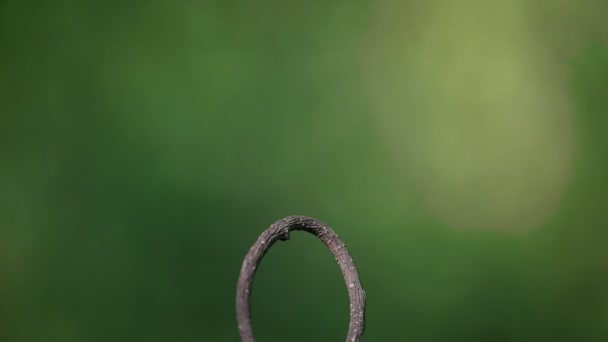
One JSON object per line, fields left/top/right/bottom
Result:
{"left": 236, "top": 215, "right": 366, "bottom": 342}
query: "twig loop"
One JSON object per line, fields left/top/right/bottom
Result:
{"left": 236, "top": 215, "right": 366, "bottom": 341}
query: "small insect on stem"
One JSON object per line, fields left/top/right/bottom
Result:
{"left": 236, "top": 215, "right": 367, "bottom": 342}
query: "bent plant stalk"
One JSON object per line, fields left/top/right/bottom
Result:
{"left": 236, "top": 215, "right": 367, "bottom": 342}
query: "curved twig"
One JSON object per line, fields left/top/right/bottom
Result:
{"left": 236, "top": 215, "right": 366, "bottom": 342}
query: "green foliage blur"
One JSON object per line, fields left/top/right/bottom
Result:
{"left": 1, "top": 1, "right": 607, "bottom": 341}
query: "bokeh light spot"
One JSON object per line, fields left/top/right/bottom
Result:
{"left": 364, "top": 0, "right": 573, "bottom": 231}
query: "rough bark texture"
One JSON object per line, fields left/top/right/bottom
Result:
{"left": 236, "top": 215, "right": 366, "bottom": 342}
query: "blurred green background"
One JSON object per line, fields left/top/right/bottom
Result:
{"left": 1, "top": 0, "right": 607, "bottom": 341}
